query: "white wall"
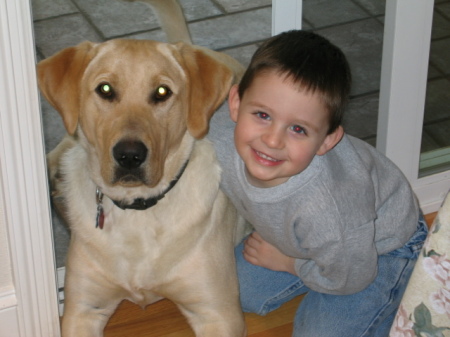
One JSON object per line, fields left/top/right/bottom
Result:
{"left": 0, "top": 172, "right": 20, "bottom": 337}
{"left": 0, "top": 176, "right": 13, "bottom": 291}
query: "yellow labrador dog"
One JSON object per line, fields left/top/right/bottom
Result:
{"left": 37, "top": 1, "right": 247, "bottom": 336}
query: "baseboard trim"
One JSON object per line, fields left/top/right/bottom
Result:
{"left": 0, "top": 288, "right": 17, "bottom": 310}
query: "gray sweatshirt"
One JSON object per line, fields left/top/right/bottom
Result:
{"left": 208, "top": 103, "right": 420, "bottom": 295}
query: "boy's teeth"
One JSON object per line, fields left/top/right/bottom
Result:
{"left": 257, "top": 151, "right": 278, "bottom": 162}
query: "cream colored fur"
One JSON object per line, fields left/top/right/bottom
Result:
{"left": 38, "top": 1, "right": 247, "bottom": 336}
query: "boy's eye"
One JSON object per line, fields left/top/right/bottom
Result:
{"left": 256, "top": 111, "right": 270, "bottom": 120}
{"left": 291, "top": 125, "right": 306, "bottom": 134}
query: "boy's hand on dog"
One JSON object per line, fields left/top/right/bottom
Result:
{"left": 243, "top": 231, "right": 296, "bottom": 275}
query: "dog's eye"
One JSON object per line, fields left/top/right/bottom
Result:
{"left": 96, "top": 82, "right": 115, "bottom": 100}
{"left": 153, "top": 85, "right": 172, "bottom": 103}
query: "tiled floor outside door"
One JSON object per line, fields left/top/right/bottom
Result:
{"left": 30, "top": 0, "right": 450, "bottom": 268}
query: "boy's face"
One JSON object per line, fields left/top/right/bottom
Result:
{"left": 229, "top": 71, "right": 343, "bottom": 188}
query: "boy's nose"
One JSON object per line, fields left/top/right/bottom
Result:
{"left": 261, "top": 127, "right": 284, "bottom": 149}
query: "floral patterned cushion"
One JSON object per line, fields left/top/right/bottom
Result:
{"left": 390, "top": 191, "right": 450, "bottom": 337}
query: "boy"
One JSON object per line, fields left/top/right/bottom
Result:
{"left": 208, "top": 30, "right": 428, "bottom": 336}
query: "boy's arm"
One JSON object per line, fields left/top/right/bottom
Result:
{"left": 293, "top": 219, "right": 378, "bottom": 295}
{"left": 245, "top": 221, "right": 379, "bottom": 296}
{"left": 243, "top": 231, "right": 296, "bottom": 274}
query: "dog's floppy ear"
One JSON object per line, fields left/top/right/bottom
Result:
{"left": 37, "top": 41, "right": 96, "bottom": 135}
{"left": 177, "top": 43, "right": 244, "bottom": 139}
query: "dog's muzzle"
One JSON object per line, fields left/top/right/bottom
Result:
{"left": 113, "top": 140, "right": 148, "bottom": 183}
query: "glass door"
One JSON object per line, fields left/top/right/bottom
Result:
{"left": 378, "top": 0, "right": 450, "bottom": 213}
{"left": 419, "top": 1, "right": 450, "bottom": 178}
{"left": 272, "top": 0, "right": 450, "bottom": 213}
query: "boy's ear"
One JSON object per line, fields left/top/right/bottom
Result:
{"left": 317, "top": 126, "right": 344, "bottom": 156}
{"left": 228, "top": 84, "right": 240, "bottom": 122}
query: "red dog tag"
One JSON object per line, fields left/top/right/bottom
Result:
{"left": 96, "top": 206, "right": 104, "bottom": 229}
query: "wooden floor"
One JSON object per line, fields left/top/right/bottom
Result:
{"left": 104, "top": 296, "right": 304, "bottom": 337}
{"left": 103, "top": 212, "right": 437, "bottom": 337}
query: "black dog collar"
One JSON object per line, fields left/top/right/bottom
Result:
{"left": 112, "top": 160, "right": 189, "bottom": 210}
{"left": 97, "top": 160, "right": 189, "bottom": 214}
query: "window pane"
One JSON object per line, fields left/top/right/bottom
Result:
{"left": 420, "top": 2, "right": 450, "bottom": 177}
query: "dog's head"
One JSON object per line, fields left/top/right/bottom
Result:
{"left": 38, "top": 39, "right": 240, "bottom": 190}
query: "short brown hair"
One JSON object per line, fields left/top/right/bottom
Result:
{"left": 238, "top": 30, "right": 351, "bottom": 134}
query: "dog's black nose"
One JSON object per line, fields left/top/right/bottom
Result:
{"left": 113, "top": 140, "right": 148, "bottom": 169}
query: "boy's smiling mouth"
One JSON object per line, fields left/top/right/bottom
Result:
{"left": 253, "top": 149, "right": 283, "bottom": 165}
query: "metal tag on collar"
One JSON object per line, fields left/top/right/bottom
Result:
{"left": 96, "top": 188, "right": 105, "bottom": 229}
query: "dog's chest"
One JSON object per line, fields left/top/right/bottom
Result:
{"left": 77, "top": 189, "right": 208, "bottom": 268}
{"left": 92, "top": 206, "right": 207, "bottom": 299}
{"left": 64, "top": 140, "right": 223, "bottom": 296}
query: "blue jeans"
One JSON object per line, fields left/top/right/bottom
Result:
{"left": 235, "top": 215, "right": 428, "bottom": 337}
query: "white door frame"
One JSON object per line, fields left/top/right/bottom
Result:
{"left": 272, "top": 0, "right": 302, "bottom": 35}
{"left": 0, "top": 0, "right": 60, "bottom": 336}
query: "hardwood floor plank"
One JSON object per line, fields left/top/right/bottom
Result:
{"left": 248, "top": 324, "right": 293, "bottom": 337}
{"left": 424, "top": 211, "right": 437, "bottom": 228}
{"left": 105, "top": 300, "right": 193, "bottom": 337}
{"left": 104, "top": 295, "right": 302, "bottom": 336}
